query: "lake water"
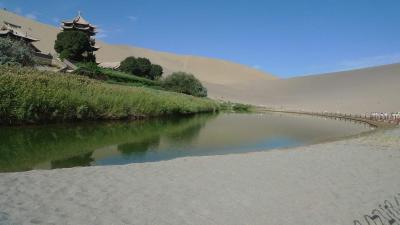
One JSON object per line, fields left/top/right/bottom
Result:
{"left": 0, "top": 112, "right": 373, "bottom": 172}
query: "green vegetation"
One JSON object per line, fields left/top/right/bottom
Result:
{"left": 119, "top": 56, "right": 163, "bottom": 80}
{"left": 0, "top": 114, "right": 216, "bottom": 172}
{"left": 0, "top": 66, "right": 219, "bottom": 125}
{"left": 149, "top": 64, "right": 163, "bottom": 80}
{"left": 54, "top": 30, "right": 95, "bottom": 62}
{"left": 74, "top": 62, "right": 106, "bottom": 80}
{"left": 220, "top": 102, "right": 254, "bottom": 112}
{"left": 100, "top": 67, "right": 160, "bottom": 87}
{"left": 162, "top": 72, "right": 208, "bottom": 97}
{"left": 0, "top": 37, "right": 35, "bottom": 66}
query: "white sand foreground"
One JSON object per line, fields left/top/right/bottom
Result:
{"left": 0, "top": 127, "right": 399, "bottom": 225}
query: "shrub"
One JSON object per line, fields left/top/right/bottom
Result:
{"left": 0, "top": 66, "right": 219, "bottom": 124}
{"left": 149, "top": 64, "right": 163, "bottom": 80}
{"left": 119, "top": 57, "right": 137, "bottom": 74}
{"left": 162, "top": 72, "right": 207, "bottom": 97}
{"left": 135, "top": 57, "right": 152, "bottom": 76}
{"left": 0, "top": 37, "right": 35, "bottom": 66}
{"left": 119, "top": 56, "right": 163, "bottom": 80}
{"left": 54, "top": 30, "right": 94, "bottom": 62}
{"left": 119, "top": 57, "right": 149, "bottom": 77}
{"left": 74, "top": 62, "right": 106, "bottom": 80}
{"left": 100, "top": 68, "right": 160, "bottom": 87}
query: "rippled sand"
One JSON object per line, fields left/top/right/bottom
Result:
{"left": 0, "top": 128, "right": 399, "bottom": 225}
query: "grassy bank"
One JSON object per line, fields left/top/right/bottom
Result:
{"left": 220, "top": 102, "right": 254, "bottom": 112}
{"left": 100, "top": 68, "right": 162, "bottom": 88}
{"left": 0, "top": 66, "right": 219, "bottom": 124}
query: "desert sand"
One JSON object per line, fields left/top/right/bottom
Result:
{"left": 0, "top": 9, "right": 276, "bottom": 86}
{"left": 207, "top": 63, "right": 400, "bottom": 113}
{"left": 0, "top": 127, "right": 399, "bottom": 225}
{"left": 2, "top": 9, "right": 400, "bottom": 114}
{"left": 1, "top": 9, "right": 400, "bottom": 225}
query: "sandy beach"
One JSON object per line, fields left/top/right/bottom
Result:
{"left": 0, "top": 127, "right": 399, "bottom": 225}
{"left": 1, "top": 7, "right": 400, "bottom": 225}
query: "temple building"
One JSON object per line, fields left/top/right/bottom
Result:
{"left": 0, "top": 21, "right": 40, "bottom": 52}
{"left": 61, "top": 12, "right": 99, "bottom": 53}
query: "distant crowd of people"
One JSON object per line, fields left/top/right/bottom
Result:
{"left": 370, "top": 112, "right": 400, "bottom": 124}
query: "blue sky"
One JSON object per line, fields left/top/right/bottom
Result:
{"left": 1, "top": 0, "right": 399, "bottom": 78}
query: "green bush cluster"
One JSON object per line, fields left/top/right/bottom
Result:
{"left": 74, "top": 62, "right": 106, "bottom": 80}
{"left": 219, "top": 102, "right": 253, "bottom": 112}
{"left": 119, "top": 56, "right": 163, "bottom": 80}
{"left": 54, "top": 30, "right": 95, "bottom": 62}
{"left": 100, "top": 68, "right": 160, "bottom": 87}
{"left": 162, "top": 72, "right": 207, "bottom": 97}
{"left": 0, "top": 37, "right": 35, "bottom": 66}
{"left": 0, "top": 66, "right": 219, "bottom": 124}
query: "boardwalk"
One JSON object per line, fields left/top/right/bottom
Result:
{"left": 257, "top": 107, "right": 400, "bottom": 128}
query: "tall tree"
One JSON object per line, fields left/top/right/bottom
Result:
{"left": 54, "top": 30, "right": 93, "bottom": 62}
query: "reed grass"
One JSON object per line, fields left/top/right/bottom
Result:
{"left": 0, "top": 66, "right": 219, "bottom": 124}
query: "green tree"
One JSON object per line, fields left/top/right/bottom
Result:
{"left": 119, "top": 57, "right": 153, "bottom": 78}
{"left": 149, "top": 64, "right": 163, "bottom": 80}
{"left": 0, "top": 37, "right": 35, "bottom": 66}
{"left": 135, "top": 57, "right": 152, "bottom": 77}
{"left": 54, "top": 30, "right": 94, "bottom": 62}
{"left": 119, "top": 56, "right": 137, "bottom": 75}
{"left": 162, "top": 72, "right": 207, "bottom": 97}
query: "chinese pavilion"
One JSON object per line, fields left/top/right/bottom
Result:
{"left": 61, "top": 12, "right": 99, "bottom": 53}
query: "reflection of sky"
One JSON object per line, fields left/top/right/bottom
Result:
{"left": 95, "top": 137, "right": 300, "bottom": 166}
{"left": 2, "top": 113, "right": 371, "bottom": 171}
{"left": 94, "top": 113, "right": 371, "bottom": 166}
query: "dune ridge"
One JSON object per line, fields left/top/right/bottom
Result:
{"left": 1, "top": 9, "right": 400, "bottom": 113}
{"left": 0, "top": 9, "right": 276, "bottom": 87}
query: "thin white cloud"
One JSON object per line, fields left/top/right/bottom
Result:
{"left": 338, "top": 53, "right": 400, "bottom": 70}
{"left": 127, "top": 16, "right": 138, "bottom": 22}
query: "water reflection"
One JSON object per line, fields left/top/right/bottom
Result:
{"left": 0, "top": 114, "right": 214, "bottom": 172}
{"left": 51, "top": 152, "right": 94, "bottom": 169}
{"left": 0, "top": 113, "right": 372, "bottom": 172}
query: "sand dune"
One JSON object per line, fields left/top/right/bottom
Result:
{"left": 1, "top": 9, "right": 399, "bottom": 113}
{"left": 0, "top": 9, "right": 276, "bottom": 87}
{"left": 207, "top": 63, "right": 400, "bottom": 113}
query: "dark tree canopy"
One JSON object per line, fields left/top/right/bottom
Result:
{"left": 119, "top": 56, "right": 163, "bottom": 80}
{"left": 0, "top": 37, "right": 35, "bottom": 66}
{"left": 149, "top": 64, "right": 163, "bottom": 80}
{"left": 54, "top": 30, "right": 94, "bottom": 62}
{"left": 119, "top": 56, "right": 138, "bottom": 74}
{"left": 162, "top": 72, "right": 207, "bottom": 97}
{"left": 135, "top": 57, "right": 152, "bottom": 76}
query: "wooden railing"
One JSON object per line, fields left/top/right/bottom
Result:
{"left": 256, "top": 107, "right": 400, "bottom": 128}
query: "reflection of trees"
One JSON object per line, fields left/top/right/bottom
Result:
{"left": 116, "top": 114, "right": 216, "bottom": 156}
{"left": 51, "top": 152, "right": 94, "bottom": 169}
{"left": 0, "top": 113, "right": 217, "bottom": 172}
{"left": 163, "top": 117, "right": 207, "bottom": 145}
{"left": 118, "top": 136, "right": 160, "bottom": 156}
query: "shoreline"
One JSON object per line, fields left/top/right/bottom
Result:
{"left": 254, "top": 107, "right": 398, "bottom": 128}
{"left": 0, "top": 117, "right": 399, "bottom": 224}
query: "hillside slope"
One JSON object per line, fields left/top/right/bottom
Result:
{"left": 2, "top": 9, "right": 399, "bottom": 114}
{"left": 207, "top": 63, "right": 400, "bottom": 113}
{"left": 0, "top": 9, "right": 276, "bottom": 88}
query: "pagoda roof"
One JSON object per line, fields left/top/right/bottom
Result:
{"left": 62, "top": 12, "right": 96, "bottom": 29}
{"left": 62, "top": 25, "right": 95, "bottom": 31}
{"left": 0, "top": 23, "right": 39, "bottom": 42}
